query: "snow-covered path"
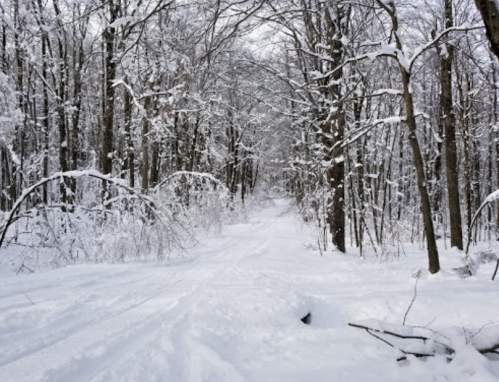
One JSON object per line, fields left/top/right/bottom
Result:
{"left": 1, "top": 199, "right": 499, "bottom": 382}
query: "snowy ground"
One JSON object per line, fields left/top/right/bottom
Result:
{"left": 1, "top": 199, "right": 499, "bottom": 382}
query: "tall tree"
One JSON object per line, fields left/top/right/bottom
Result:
{"left": 102, "top": 0, "right": 118, "bottom": 180}
{"left": 374, "top": 0, "right": 440, "bottom": 273}
{"left": 441, "top": 0, "right": 463, "bottom": 249}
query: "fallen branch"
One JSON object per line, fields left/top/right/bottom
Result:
{"left": 351, "top": 323, "right": 438, "bottom": 362}
{"left": 348, "top": 322, "right": 455, "bottom": 355}
{"left": 349, "top": 320, "right": 499, "bottom": 362}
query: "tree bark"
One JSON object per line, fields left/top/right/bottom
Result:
{"left": 441, "top": 0, "right": 463, "bottom": 249}
{"left": 324, "top": 5, "right": 347, "bottom": 253}
{"left": 141, "top": 93, "right": 152, "bottom": 193}
{"left": 102, "top": 0, "right": 117, "bottom": 179}
{"left": 474, "top": 0, "right": 499, "bottom": 60}
{"left": 123, "top": 79, "right": 134, "bottom": 188}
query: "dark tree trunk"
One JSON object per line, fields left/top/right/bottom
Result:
{"left": 474, "top": 0, "right": 499, "bottom": 60}
{"left": 1, "top": 23, "right": 5, "bottom": 71}
{"left": 1, "top": 146, "right": 7, "bottom": 211}
{"left": 493, "top": 65, "right": 499, "bottom": 240}
{"left": 52, "top": 0, "right": 71, "bottom": 207}
{"left": 141, "top": 94, "right": 151, "bottom": 193}
{"left": 441, "top": 0, "right": 463, "bottom": 249}
{"left": 150, "top": 140, "right": 159, "bottom": 188}
{"left": 327, "top": 112, "right": 346, "bottom": 253}
{"left": 39, "top": 4, "right": 49, "bottom": 203}
{"left": 189, "top": 113, "right": 200, "bottom": 172}
{"left": 241, "top": 160, "right": 247, "bottom": 202}
{"left": 102, "top": 0, "right": 117, "bottom": 181}
{"left": 323, "top": 5, "right": 347, "bottom": 253}
{"left": 403, "top": 84, "right": 440, "bottom": 273}
{"left": 71, "top": 41, "right": 84, "bottom": 172}
{"left": 123, "top": 80, "right": 134, "bottom": 188}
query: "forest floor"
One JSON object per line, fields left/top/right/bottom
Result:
{"left": 1, "top": 199, "right": 498, "bottom": 382}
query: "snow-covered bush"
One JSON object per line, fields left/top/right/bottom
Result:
{"left": 0, "top": 170, "right": 238, "bottom": 271}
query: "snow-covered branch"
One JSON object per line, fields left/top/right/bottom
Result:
{"left": 0, "top": 170, "right": 157, "bottom": 254}
{"left": 408, "top": 24, "right": 483, "bottom": 72}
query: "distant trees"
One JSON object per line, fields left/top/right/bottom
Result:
{"left": 262, "top": 0, "right": 353, "bottom": 252}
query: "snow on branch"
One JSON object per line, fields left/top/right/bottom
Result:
{"left": 309, "top": 21, "right": 482, "bottom": 78}
{"left": 0, "top": 170, "right": 157, "bottom": 254}
{"left": 373, "top": 88, "right": 403, "bottom": 96}
{"left": 318, "top": 115, "right": 405, "bottom": 168}
{"left": 154, "top": 171, "right": 227, "bottom": 192}
{"left": 408, "top": 23, "right": 483, "bottom": 72}
{"left": 336, "top": 115, "right": 404, "bottom": 150}
{"left": 466, "top": 188, "right": 499, "bottom": 255}
{"left": 349, "top": 319, "right": 499, "bottom": 362}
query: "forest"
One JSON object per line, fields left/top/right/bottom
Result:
{"left": 3, "top": 1, "right": 499, "bottom": 381}
{"left": 0, "top": 0, "right": 499, "bottom": 271}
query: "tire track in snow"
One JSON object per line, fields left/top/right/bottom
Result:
{"left": 160, "top": 221, "right": 275, "bottom": 382}
{"left": 0, "top": 226, "right": 255, "bottom": 368}
{"left": 0, "top": 203, "right": 284, "bottom": 382}
{"left": 0, "top": 266, "right": 211, "bottom": 382}
{"left": 0, "top": 216, "right": 274, "bottom": 382}
{"left": 0, "top": 269, "right": 185, "bottom": 365}
{"left": 63, "top": 223, "right": 274, "bottom": 382}
{"left": 39, "top": 237, "right": 270, "bottom": 382}
{"left": 0, "top": 266, "right": 135, "bottom": 300}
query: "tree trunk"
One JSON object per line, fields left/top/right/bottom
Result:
{"left": 123, "top": 80, "right": 134, "bottom": 188}
{"left": 141, "top": 94, "right": 152, "bottom": 193}
{"left": 102, "top": 0, "right": 117, "bottom": 181}
{"left": 441, "top": 0, "right": 463, "bottom": 249}
{"left": 376, "top": 0, "right": 440, "bottom": 272}
{"left": 150, "top": 139, "right": 159, "bottom": 188}
{"left": 39, "top": 6, "right": 49, "bottom": 203}
{"left": 474, "top": 0, "right": 499, "bottom": 60}
{"left": 324, "top": 5, "right": 347, "bottom": 253}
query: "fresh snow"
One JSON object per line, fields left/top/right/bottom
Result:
{"left": 108, "top": 17, "right": 135, "bottom": 29}
{"left": 485, "top": 189, "right": 499, "bottom": 203}
{"left": 1, "top": 199, "right": 499, "bottom": 382}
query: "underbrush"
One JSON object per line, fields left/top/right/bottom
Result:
{"left": 0, "top": 171, "right": 261, "bottom": 272}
